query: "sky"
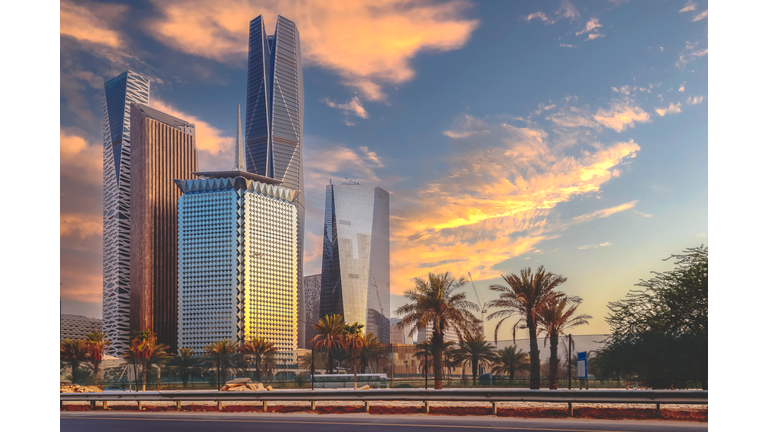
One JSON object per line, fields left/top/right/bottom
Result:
{"left": 60, "top": 0, "right": 708, "bottom": 340}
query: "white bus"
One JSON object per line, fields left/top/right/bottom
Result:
{"left": 308, "top": 374, "right": 389, "bottom": 389}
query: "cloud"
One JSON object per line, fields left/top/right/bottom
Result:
{"left": 679, "top": 84, "right": 685, "bottom": 92}
{"left": 60, "top": 128, "right": 105, "bottom": 302}
{"left": 686, "top": 95, "right": 705, "bottom": 105}
{"left": 679, "top": 1, "right": 697, "bottom": 13}
{"left": 611, "top": 85, "right": 651, "bottom": 96}
{"left": 559, "top": 43, "right": 578, "bottom": 49}
{"left": 145, "top": 0, "right": 479, "bottom": 101}
{"left": 692, "top": 10, "right": 708, "bottom": 22}
{"left": 585, "top": 33, "right": 604, "bottom": 41}
{"left": 593, "top": 100, "right": 651, "bottom": 132}
{"left": 676, "top": 40, "right": 708, "bottom": 69}
{"left": 655, "top": 102, "right": 682, "bottom": 117}
{"left": 322, "top": 96, "right": 369, "bottom": 119}
{"left": 578, "top": 242, "right": 612, "bottom": 250}
{"left": 576, "top": 18, "right": 602, "bottom": 35}
{"left": 60, "top": 0, "right": 127, "bottom": 48}
{"left": 389, "top": 114, "right": 641, "bottom": 290}
{"left": 524, "top": 12, "right": 551, "bottom": 24}
{"left": 556, "top": 0, "right": 581, "bottom": 22}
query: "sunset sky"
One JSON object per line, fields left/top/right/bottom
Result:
{"left": 60, "top": 0, "right": 708, "bottom": 339}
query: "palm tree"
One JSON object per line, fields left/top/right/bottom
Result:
{"left": 360, "top": 332, "right": 388, "bottom": 373}
{"left": 61, "top": 339, "right": 90, "bottom": 384}
{"left": 450, "top": 333, "right": 498, "bottom": 385}
{"left": 202, "top": 339, "right": 239, "bottom": 389}
{"left": 492, "top": 345, "right": 530, "bottom": 385}
{"left": 395, "top": 272, "right": 479, "bottom": 389}
{"left": 342, "top": 322, "right": 365, "bottom": 389}
{"left": 125, "top": 330, "right": 169, "bottom": 391}
{"left": 538, "top": 295, "right": 592, "bottom": 389}
{"left": 487, "top": 266, "right": 566, "bottom": 389}
{"left": 84, "top": 331, "right": 109, "bottom": 382}
{"left": 310, "top": 314, "right": 346, "bottom": 374}
{"left": 240, "top": 337, "right": 278, "bottom": 382}
{"left": 299, "top": 350, "right": 329, "bottom": 373}
{"left": 165, "top": 348, "right": 201, "bottom": 388}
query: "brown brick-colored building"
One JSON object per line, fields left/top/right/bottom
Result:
{"left": 129, "top": 103, "right": 197, "bottom": 353}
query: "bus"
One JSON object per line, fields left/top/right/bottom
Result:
{"left": 307, "top": 374, "right": 389, "bottom": 389}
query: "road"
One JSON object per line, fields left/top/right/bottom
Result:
{"left": 61, "top": 412, "right": 707, "bottom": 432}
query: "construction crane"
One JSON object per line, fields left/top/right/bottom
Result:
{"left": 468, "top": 272, "right": 488, "bottom": 326}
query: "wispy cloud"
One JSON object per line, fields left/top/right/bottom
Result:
{"left": 390, "top": 113, "right": 641, "bottom": 289}
{"left": 676, "top": 41, "right": 708, "bottom": 69}
{"left": 322, "top": 96, "right": 369, "bottom": 120}
{"left": 576, "top": 18, "right": 602, "bottom": 35}
{"left": 60, "top": 0, "right": 127, "bottom": 48}
{"left": 585, "top": 33, "right": 604, "bottom": 41}
{"left": 524, "top": 12, "right": 551, "bottom": 24}
{"left": 593, "top": 100, "right": 651, "bottom": 132}
{"left": 556, "top": 0, "right": 581, "bottom": 22}
{"left": 692, "top": 10, "right": 708, "bottom": 22}
{"left": 145, "top": 0, "right": 479, "bottom": 101}
{"left": 578, "top": 242, "right": 612, "bottom": 250}
{"left": 655, "top": 102, "right": 682, "bottom": 117}
{"left": 686, "top": 95, "right": 705, "bottom": 105}
{"left": 679, "top": 1, "right": 697, "bottom": 13}
{"left": 679, "top": 84, "right": 685, "bottom": 92}
{"left": 559, "top": 43, "right": 578, "bottom": 49}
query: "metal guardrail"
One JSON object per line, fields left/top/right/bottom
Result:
{"left": 61, "top": 388, "right": 707, "bottom": 404}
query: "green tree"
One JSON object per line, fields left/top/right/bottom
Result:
{"left": 360, "top": 332, "right": 388, "bottom": 373}
{"left": 299, "top": 350, "right": 329, "bottom": 373}
{"left": 310, "top": 314, "right": 346, "bottom": 374}
{"left": 492, "top": 345, "right": 530, "bottom": 384}
{"left": 487, "top": 266, "right": 566, "bottom": 389}
{"left": 449, "top": 333, "right": 498, "bottom": 385}
{"left": 240, "top": 337, "right": 278, "bottom": 382}
{"left": 165, "top": 348, "right": 201, "bottom": 388}
{"left": 537, "top": 296, "right": 591, "bottom": 389}
{"left": 599, "top": 246, "right": 708, "bottom": 389}
{"left": 395, "top": 272, "right": 479, "bottom": 389}
{"left": 202, "top": 339, "right": 240, "bottom": 389}
{"left": 84, "top": 331, "right": 110, "bottom": 382}
{"left": 60, "top": 339, "right": 90, "bottom": 384}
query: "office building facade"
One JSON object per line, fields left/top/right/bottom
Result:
{"left": 245, "top": 15, "right": 306, "bottom": 347}
{"left": 61, "top": 315, "right": 102, "bottom": 341}
{"left": 303, "top": 274, "right": 321, "bottom": 345}
{"left": 319, "top": 184, "right": 390, "bottom": 342}
{"left": 102, "top": 71, "right": 150, "bottom": 355}
{"left": 130, "top": 103, "right": 198, "bottom": 353}
{"left": 176, "top": 112, "right": 299, "bottom": 353}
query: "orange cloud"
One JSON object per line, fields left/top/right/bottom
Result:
{"left": 593, "top": 100, "right": 651, "bottom": 132}
{"left": 655, "top": 102, "right": 683, "bottom": 117}
{"left": 60, "top": 0, "right": 126, "bottom": 48}
{"left": 388, "top": 116, "right": 641, "bottom": 291}
{"left": 146, "top": 0, "right": 479, "bottom": 100}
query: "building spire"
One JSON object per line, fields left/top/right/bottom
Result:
{"left": 233, "top": 104, "right": 244, "bottom": 171}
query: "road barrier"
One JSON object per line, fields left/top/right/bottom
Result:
{"left": 61, "top": 388, "right": 707, "bottom": 416}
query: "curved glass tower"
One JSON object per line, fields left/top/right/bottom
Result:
{"left": 245, "top": 15, "right": 306, "bottom": 347}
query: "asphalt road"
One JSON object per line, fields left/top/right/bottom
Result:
{"left": 61, "top": 412, "right": 707, "bottom": 432}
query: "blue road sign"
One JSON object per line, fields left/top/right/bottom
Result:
{"left": 577, "top": 351, "right": 588, "bottom": 379}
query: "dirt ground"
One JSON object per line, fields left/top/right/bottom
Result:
{"left": 61, "top": 400, "right": 707, "bottom": 422}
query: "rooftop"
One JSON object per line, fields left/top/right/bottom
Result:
{"left": 133, "top": 103, "right": 195, "bottom": 130}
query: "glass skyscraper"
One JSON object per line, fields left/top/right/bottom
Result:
{"left": 245, "top": 15, "right": 306, "bottom": 347}
{"left": 319, "top": 184, "right": 390, "bottom": 342}
{"left": 102, "top": 71, "right": 150, "bottom": 355}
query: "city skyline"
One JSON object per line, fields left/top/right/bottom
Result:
{"left": 61, "top": 1, "right": 708, "bottom": 339}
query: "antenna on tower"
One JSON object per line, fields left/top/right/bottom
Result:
{"left": 233, "top": 104, "right": 244, "bottom": 171}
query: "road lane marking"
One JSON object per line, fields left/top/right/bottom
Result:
{"left": 59, "top": 416, "right": 649, "bottom": 432}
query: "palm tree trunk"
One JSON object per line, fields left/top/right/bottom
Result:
{"left": 472, "top": 359, "right": 478, "bottom": 386}
{"left": 528, "top": 312, "right": 540, "bottom": 389}
{"left": 433, "top": 333, "right": 444, "bottom": 390}
{"left": 328, "top": 349, "right": 334, "bottom": 374}
{"left": 141, "top": 361, "right": 147, "bottom": 392}
{"left": 549, "top": 333, "right": 558, "bottom": 389}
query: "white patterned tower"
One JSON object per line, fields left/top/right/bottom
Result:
{"left": 102, "top": 71, "right": 150, "bottom": 355}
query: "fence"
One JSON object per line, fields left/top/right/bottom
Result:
{"left": 60, "top": 334, "right": 706, "bottom": 391}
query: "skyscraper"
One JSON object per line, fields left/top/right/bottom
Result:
{"left": 176, "top": 108, "right": 299, "bottom": 353}
{"left": 245, "top": 15, "right": 306, "bottom": 347}
{"left": 102, "top": 71, "right": 150, "bottom": 355}
{"left": 303, "top": 274, "right": 321, "bottom": 345}
{"left": 319, "top": 183, "right": 390, "bottom": 342}
{"left": 130, "top": 103, "right": 198, "bottom": 354}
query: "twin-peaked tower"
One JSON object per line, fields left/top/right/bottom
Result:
{"left": 245, "top": 15, "right": 306, "bottom": 347}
